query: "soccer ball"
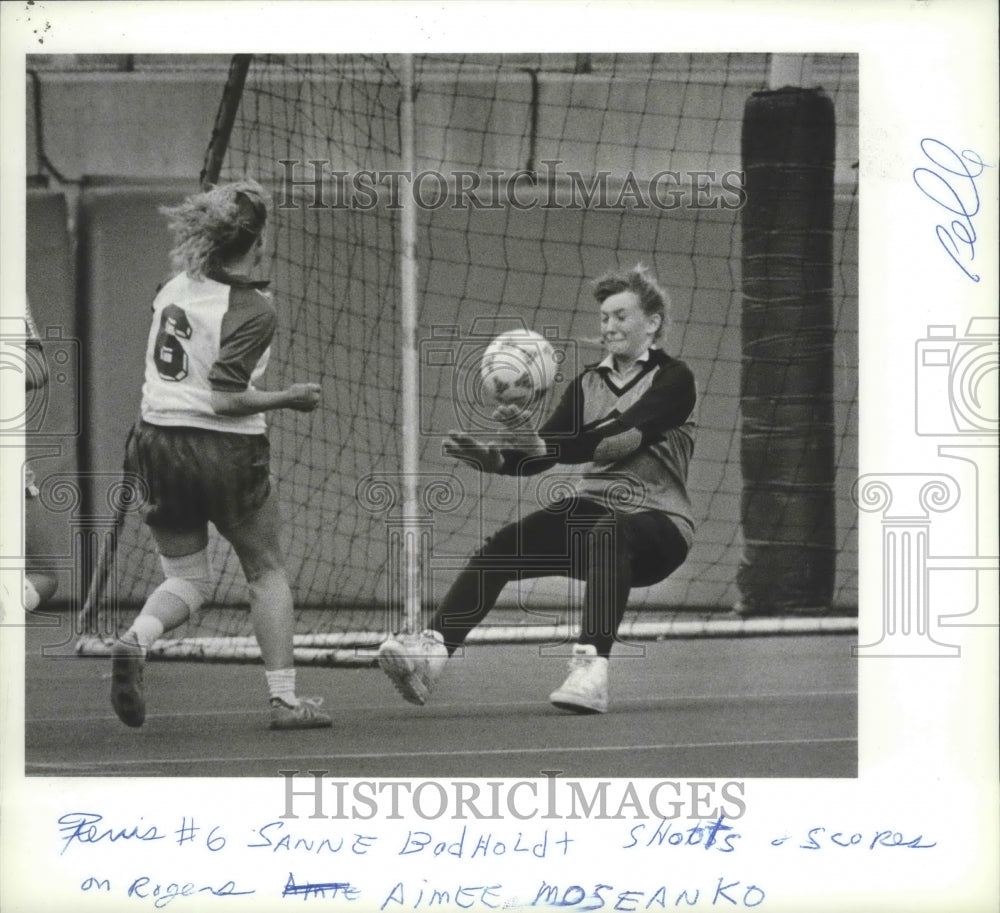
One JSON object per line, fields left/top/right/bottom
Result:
{"left": 480, "top": 329, "right": 560, "bottom": 406}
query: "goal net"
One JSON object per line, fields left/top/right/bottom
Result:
{"left": 78, "top": 53, "right": 858, "bottom": 664}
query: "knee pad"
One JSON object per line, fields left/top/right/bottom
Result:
{"left": 159, "top": 549, "right": 213, "bottom": 613}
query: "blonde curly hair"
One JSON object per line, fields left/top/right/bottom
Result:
{"left": 160, "top": 179, "right": 269, "bottom": 279}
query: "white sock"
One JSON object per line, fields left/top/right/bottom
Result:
{"left": 265, "top": 668, "right": 296, "bottom": 705}
{"left": 128, "top": 615, "right": 165, "bottom": 651}
{"left": 24, "top": 579, "right": 40, "bottom": 612}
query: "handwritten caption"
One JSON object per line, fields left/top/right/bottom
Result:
{"left": 912, "top": 138, "right": 992, "bottom": 283}
{"left": 58, "top": 811, "right": 935, "bottom": 909}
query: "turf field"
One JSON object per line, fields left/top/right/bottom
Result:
{"left": 24, "top": 618, "right": 856, "bottom": 778}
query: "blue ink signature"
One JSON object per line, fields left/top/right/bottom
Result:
{"left": 58, "top": 811, "right": 164, "bottom": 856}
{"left": 913, "top": 138, "right": 992, "bottom": 283}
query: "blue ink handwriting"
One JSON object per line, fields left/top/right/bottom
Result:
{"left": 174, "top": 817, "right": 227, "bottom": 851}
{"left": 622, "top": 814, "right": 740, "bottom": 853}
{"left": 81, "top": 876, "right": 112, "bottom": 892}
{"left": 770, "top": 826, "right": 937, "bottom": 850}
{"left": 381, "top": 880, "right": 503, "bottom": 910}
{"left": 399, "top": 826, "right": 573, "bottom": 859}
{"left": 282, "top": 872, "right": 361, "bottom": 901}
{"left": 126, "top": 875, "right": 254, "bottom": 909}
{"left": 247, "top": 820, "right": 377, "bottom": 855}
{"left": 58, "top": 812, "right": 165, "bottom": 856}
{"left": 913, "top": 138, "right": 992, "bottom": 282}
{"left": 530, "top": 878, "right": 765, "bottom": 910}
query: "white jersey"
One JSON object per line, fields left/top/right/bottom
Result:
{"left": 140, "top": 271, "right": 276, "bottom": 434}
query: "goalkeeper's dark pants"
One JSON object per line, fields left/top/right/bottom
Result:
{"left": 430, "top": 496, "right": 689, "bottom": 658}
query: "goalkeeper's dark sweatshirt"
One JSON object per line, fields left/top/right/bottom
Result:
{"left": 498, "top": 346, "right": 697, "bottom": 547}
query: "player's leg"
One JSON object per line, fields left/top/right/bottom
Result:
{"left": 434, "top": 505, "right": 576, "bottom": 648}
{"left": 548, "top": 500, "right": 622, "bottom": 713}
{"left": 140, "top": 527, "right": 213, "bottom": 635}
{"left": 219, "top": 489, "right": 293, "bottom": 672}
{"left": 551, "top": 509, "right": 689, "bottom": 714}
{"left": 119, "top": 422, "right": 216, "bottom": 642}
{"left": 110, "top": 525, "right": 211, "bottom": 728}
{"left": 111, "top": 423, "right": 215, "bottom": 727}
{"left": 220, "top": 487, "right": 332, "bottom": 730}
{"left": 23, "top": 469, "right": 58, "bottom": 610}
{"left": 379, "top": 506, "right": 571, "bottom": 705}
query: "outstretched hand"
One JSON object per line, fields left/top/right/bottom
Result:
{"left": 444, "top": 427, "right": 547, "bottom": 473}
{"left": 489, "top": 402, "right": 546, "bottom": 458}
{"left": 443, "top": 431, "right": 503, "bottom": 473}
{"left": 490, "top": 398, "right": 540, "bottom": 426}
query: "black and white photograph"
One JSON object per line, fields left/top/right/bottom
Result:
{"left": 19, "top": 49, "right": 859, "bottom": 779}
{"left": 1, "top": 3, "right": 996, "bottom": 912}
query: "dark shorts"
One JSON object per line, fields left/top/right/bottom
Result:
{"left": 479, "top": 496, "right": 690, "bottom": 588}
{"left": 124, "top": 421, "right": 271, "bottom": 533}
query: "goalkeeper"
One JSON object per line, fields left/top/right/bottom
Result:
{"left": 110, "top": 179, "right": 331, "bottom": 731}
{"left": 379, "top": 264, "right": 696, "bottom": 713}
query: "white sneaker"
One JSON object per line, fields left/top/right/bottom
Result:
{"left": 378, "top": 630, "right": 448, "bottom": 706}
{"left": 549, "top": 644, "right": 609, "bottom": 714}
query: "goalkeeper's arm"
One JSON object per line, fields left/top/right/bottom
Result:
{"left": 443, "top": 429, "right": 548, "bottom": 474}
{"left": 444, "top": 359, "right": 695, "bottom": 474}
{"left": 553, "top": 359, "right": 696, "bottom": 465}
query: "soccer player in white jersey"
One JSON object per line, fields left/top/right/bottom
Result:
{"left": 379, "top": 264, "right": 696, "bottom": 714}
{"left": 111, "top": 179, "right": 331, "bottom": 730}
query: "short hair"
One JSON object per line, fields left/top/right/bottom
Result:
{"left": 160, "top": 179, "right": 269, "bottom": 279}
{"left": 592, "top": 263, "right": 670, "bottom": 342}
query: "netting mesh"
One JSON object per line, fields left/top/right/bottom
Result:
{"left": 82, "top": 53, "right": 858, "bottom": 661}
